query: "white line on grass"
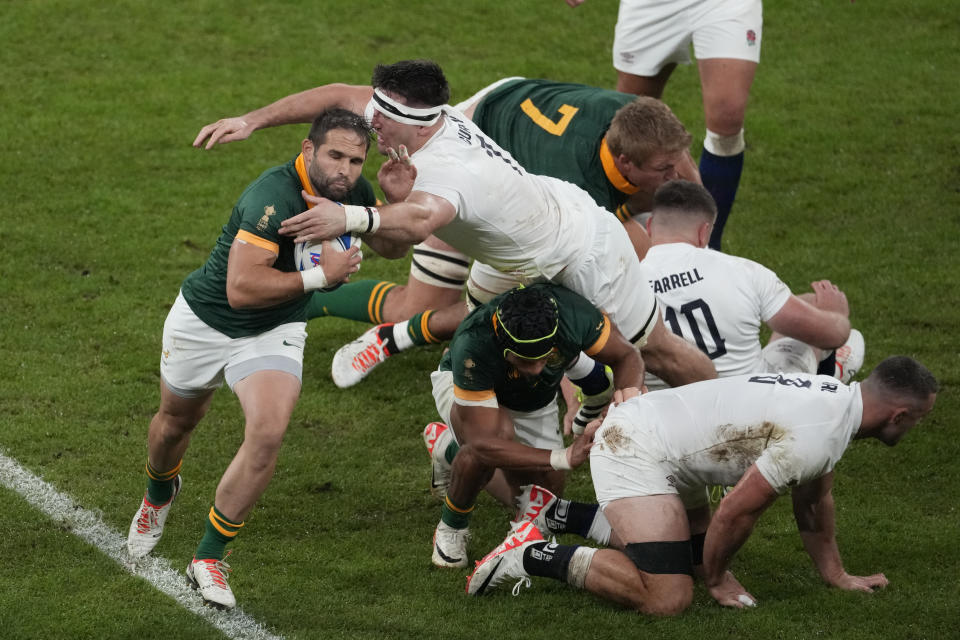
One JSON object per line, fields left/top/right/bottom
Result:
{"left": 0, "top": 450, "right": 284, "bottom": 640}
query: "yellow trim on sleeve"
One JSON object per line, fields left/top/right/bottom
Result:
{"left": 453, "top": 385, "right": 496, "bottom": 403}
{"left": 584, "top": 313, "right": 612, "bottom": 357}
{"left": 236, "top": 229, "right": 279, "bottom": 255}
{"left": 600, "top": 138, "right": 640, "bottom": 195}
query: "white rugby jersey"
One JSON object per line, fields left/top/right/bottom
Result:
{"left": 642, "top": 242, "right": 791, "bottom": 383}
{"left": 410, "top": 108, "right": 597, "bottom": 280}
{"left": 605, "top": 373, "right": 863, "bottom": 494}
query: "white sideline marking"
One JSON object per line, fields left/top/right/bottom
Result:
{"left": 0, "top": 450, "right": 284, "bottom": 640}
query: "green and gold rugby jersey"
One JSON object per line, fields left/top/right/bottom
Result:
{"left": 180, "top": 154, "right": 376, "bottom": 338}
{"left": 472, "top": 78, "right": 639, "bottom": 222}
{"left": 439, "top": 283, "right": 611, "bottom": 413}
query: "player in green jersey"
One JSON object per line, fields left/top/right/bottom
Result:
{"left": 424, "top": 283, "right": 643, "bottom": 569}
{"left": 125, "top": 109, "right": 373, "bottom": 610}
{"left": 192, "top": 78, "right": 702, "bottom": 388}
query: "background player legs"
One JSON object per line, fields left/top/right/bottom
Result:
{"left": 616, "top": 64, "right": 677, "bottom": 98}
{"left": 698, "top": 58, "right": 756, "bottom": 250}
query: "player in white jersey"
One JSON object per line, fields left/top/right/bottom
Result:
{"left": 565, "top": 0, "right": 762, "bottom": 251}
{"left": 467, "top": 356, "right": 938, "bottom": 616}
{"left": 276, "top": 60, "right": 715, "bottom": 387}
{"left": 640, "top": 180, "right": 864, "bottom": 389}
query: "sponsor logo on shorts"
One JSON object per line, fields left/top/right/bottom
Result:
{"left": 747, "top": 30, "right": 757, "bottom": 46}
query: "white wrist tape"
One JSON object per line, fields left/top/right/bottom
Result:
{"left": 343, "top": 205, "right": 380, "bottom": 234}
{"left": 550, "top": 448, "right": 572, "bottom": 471}
{"left": 300, "top": 267, "right": 329, "bottom": 292}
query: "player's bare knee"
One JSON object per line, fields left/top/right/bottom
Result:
{"left": 623, "top": 541, "right": 695, "bottom": 616}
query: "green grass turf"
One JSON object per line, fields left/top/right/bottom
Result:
{"left": 1, "top": 1, "right": 957, "bottom": 638}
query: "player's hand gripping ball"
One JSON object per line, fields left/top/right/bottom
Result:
{"left": 294, "top": 234, "right": 362, "bottom": 292}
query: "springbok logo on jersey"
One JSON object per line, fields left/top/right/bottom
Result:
{"left": 257, "top": 205, "right": 277, "bottom": 231}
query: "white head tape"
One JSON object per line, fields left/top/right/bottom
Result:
{"left": 371, "top": 88, "right": 443, "bottom": 126}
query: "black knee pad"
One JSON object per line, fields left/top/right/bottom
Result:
{"left": 624, "top": 540, "right": 693, "bottom": 576}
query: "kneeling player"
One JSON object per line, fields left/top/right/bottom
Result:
{"left": 467, "top": 358, "right": 937, "bottom": 615}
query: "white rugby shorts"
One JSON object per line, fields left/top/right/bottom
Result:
{"left": 613, "top": 0, "right": 763, "bottom": 75}
{"left": 160, "top": 291, "right": 307, "bottom": 397}
{"left": 590, "top": 401, "right": 708, "bottom": 509}
{"left": 430, "top": 370, "right": 563, "bottom": 450}
{"left": 467, "top": 209, "right": 658, "bottom": 346}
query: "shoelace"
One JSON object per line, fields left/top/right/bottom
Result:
{"left": 198, "top": 554, "right": 233, "bottom": 589}
{"left": 511, "top": 576, "right": 532, "bottom": 596}
{"left": 136, "top": 504, "right": 159, "bottom": 534}
{"left": 351, "top": 340, "right": 386, "bottom": 372}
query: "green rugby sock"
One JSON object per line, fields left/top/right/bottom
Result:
{"left": 440, "top": 495, "right": 474, "bottom": 529}
{"left": 145, "top": 459, "right": 181, "bottom": 505}
{"left": 306, "top": 280, "right": 396, "bottom": 323}
{"left": 194, "top": 506, "right": 244, "bottom": 561}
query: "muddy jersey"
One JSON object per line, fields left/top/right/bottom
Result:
{"left": 438, "top": 283, "right": 611, "bottom": 413}
{"left": 180, "top": 154, "right": 375, "bottom": 338}
{"left": 596, "top": 373, "right": 862, "bottom": 494}
{"left": 642, "top": 242, "right": 791, "bottom": 384}
{"left": 472, "top": 78, "right": 637, "bottom": 220}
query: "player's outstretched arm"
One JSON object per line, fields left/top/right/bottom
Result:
{"left": 703, "top": 465, "right": 778, "bottom": 608}
{"left": 193, "top": 84, "right": 375, "bottom": 150}
{"left": 282, "top": 190, "right": 456, "bottom": 247}
{"left": 792, "top": 473, "right": 890, "bottom": 593}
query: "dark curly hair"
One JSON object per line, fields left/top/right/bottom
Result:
{"left": 495, "top": 286, "right": 559, "bottom": 358}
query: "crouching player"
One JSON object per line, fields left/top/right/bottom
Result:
{"left": 467, "top": 357, "right": 937, "bottom": 615}
{"left": 426, "top": 283, "right": 643, "bottom": 568}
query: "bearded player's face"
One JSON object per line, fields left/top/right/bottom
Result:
{"left": 306, "top": 128, "right": 368, "bottom": 201}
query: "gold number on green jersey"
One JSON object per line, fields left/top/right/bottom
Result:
{"left": 520, "top": 99, "right": 579, "bottom": 136}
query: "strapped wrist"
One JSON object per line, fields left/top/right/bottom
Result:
{"left": 550, "top": 448, "right": 572, "bottom": 471}
{"left": 300, "top": 267, "right": 328, "bottom": 292}
{"left": 343, "top": 205, "right": 380, "bottom": 234}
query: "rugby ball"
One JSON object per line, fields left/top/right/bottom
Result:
{"left": 294, "top": 234, "right": 361, "bottom": 292}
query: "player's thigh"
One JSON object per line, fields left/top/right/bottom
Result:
{"left": 227, "top": 322, "right": 306, "bottom": 441}
{"left": 693, "top": 0, "right": 761, "bottom": 132}
{"left": 604, "top": 495, "right": 691, "bottom": 543}
{"left": 394, "top": 236, "right": 469, "bottom": 319}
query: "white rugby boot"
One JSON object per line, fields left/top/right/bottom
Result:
{"left": 514, "top": 484, "right": 560, "bottom": 536}
{"left": 126, "top": 475, "right": 182, "bottom": 559}
{"left": 187, "top": 553, "right": 236, "bottom": 610}
{"left": 331, "top": 324, "right": 394, "bottom": 388}
{"left": 834, "top": 329, "right": 865, "bottom": 384}
{"left": 466, "top": 520, "right": 542, "bottom": 596}
{"left": 432, "top": 521, "right": 471, "bottom": 568}
{"left": 423, "top": 422, "right": 454, "bottom": 498}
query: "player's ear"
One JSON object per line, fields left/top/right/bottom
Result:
{"left": 302, "top": 138, "right": 314, "bottom": 158}
{"left": 698, "top": 221, "right": 712, "bottom": 248}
